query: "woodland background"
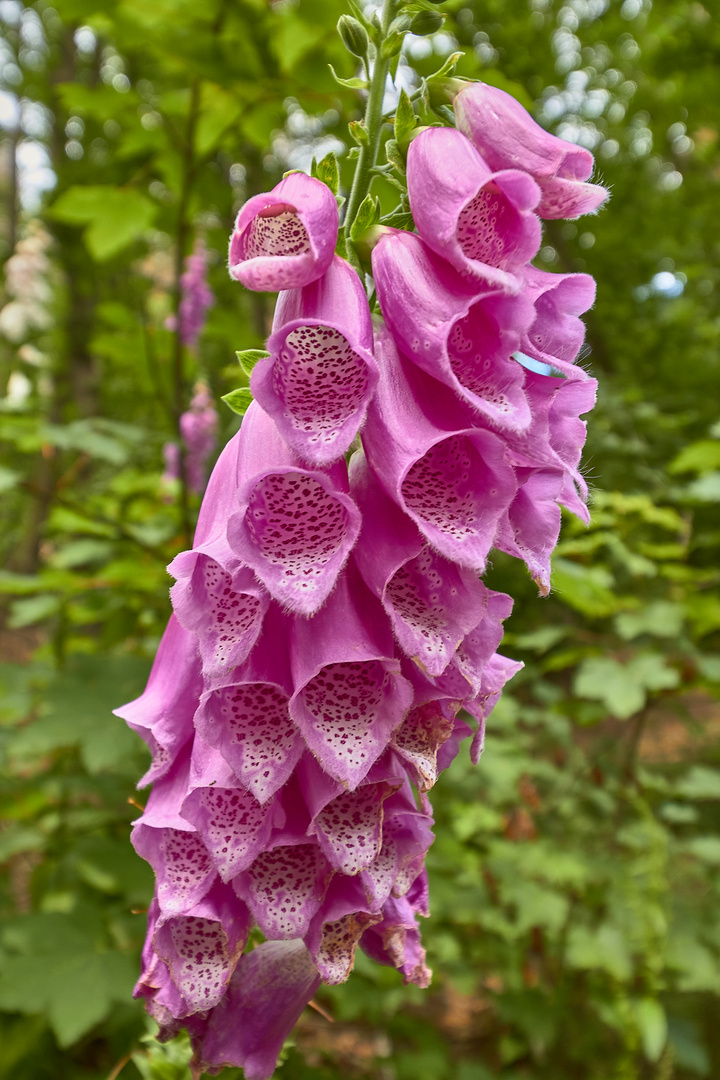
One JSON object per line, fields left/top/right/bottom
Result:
{"left": 0, "top": 0, "right": 719, "bottom": 1077}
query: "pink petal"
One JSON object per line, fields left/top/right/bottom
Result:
{"left": 153, "top": 882, "right": 250, "bottom": 1014}
{"left": 233, "top": 841, "right": 333, "bottom": 939}
{"left": 114, "top": 615, "right": 200, "bottom": 787}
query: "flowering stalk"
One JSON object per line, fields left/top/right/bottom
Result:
{"left": 121, "top": 7, "right": 608, "bottom": 1077}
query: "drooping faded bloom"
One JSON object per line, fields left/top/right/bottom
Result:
{"left": 454, "top": 81, "right": 609, "bottom": 219}
{"left": 229, "top": 172, "right": 339, "bottom": 291}
{"left": 125, "top": 69, "right": 604, "bottom": 1080}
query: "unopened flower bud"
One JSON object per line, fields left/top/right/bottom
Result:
{"left": 410, "top": 10, "right": 444, "bottom": 35}
{"left": 337, "top": 15, "right": 369, "bottom": 59}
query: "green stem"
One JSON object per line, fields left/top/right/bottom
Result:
{"left": 343, "top": 0, "right": 397, "bottom": 248}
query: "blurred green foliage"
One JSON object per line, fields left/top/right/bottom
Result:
{"left": 0, "top": 0, "right": 719, "bottom": 1078}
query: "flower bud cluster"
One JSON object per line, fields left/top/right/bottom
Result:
{"left": 163, "top": 382, "right": 219, "bottom": 496}
{"left": 121, "top": 81, "right": 606, "bottom": 1080}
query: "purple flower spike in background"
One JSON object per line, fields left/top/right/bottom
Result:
{"left": 179, "top": 383, "right": 218, "bottom": 494}
{"left": 454, "top": 81, "right": 609, "bottom": 219}
{"left": 229, "top": 172, "right": 338, "bottom": 291}
{"left": 179, "top": 240, "right": 214, "bottom": 348}
{"left": 253, "top": 254, "right": 379, "bottom": 464}
{"left": 407, "top": 126, "right": 541, "bottom": 290}
{"left": 373, "top": 228, "right": 534, "bottom": 431}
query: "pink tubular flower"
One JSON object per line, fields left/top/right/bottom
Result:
{"left": 189, "top": 940, "right": 322, "bottom": 1080}
{"left": 407, "top": 126, "right": 541, "bottom": 290}
{"left": 169, "top": 430, "right": 269, "bottom": 686}
{"left": 124, "top": 83, "right": 604, "bottom": 1068}
{"left": 288, "top": 565, "right": 414, "bottom": 789}
{"left": 226, "top": 402, "right": 362, "bottom": 616}
{"left": 229, "top": 172, "right": 338, "bottom": 292}
{"left": 454, "top": 81, "right": 609, "bottom": 219}
{"left": 252, "top": 254, "right": 379, "bottom": 465}
{"left": 362, "top": 326, "right": 517, "bottom": 572}
{"left": 350, "top": 450, "right": 488, "bottom": 678}
{"left": 179, "top": 240, "right": 214, "bottom": 348}
{"left": 373, "top": 228, "right": 534, "bottom": 431}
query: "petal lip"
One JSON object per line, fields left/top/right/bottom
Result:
{"left": 228, "top": 173, "right": 338, "bottom": 292}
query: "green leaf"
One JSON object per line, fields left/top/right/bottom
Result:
{"left": 384, "top": 138, "right": 406, "bottom": 174}
{"left": 50, "top": 186, "right": 157, "bottom": 260}
{"left": 235, "top": 349, "right": 270, "bottom": 378}
{"left": 574, "top": 653, "right": 678, "bottom": 719}
{"left": 8, "top": 594, "right": 61, "bottom": 629}
{"left": 311, "top": 150, "right": 340, "bottom": 196}
{"left": 195, "top": 84, "right": 243, "bottom": 155}
{"left": 632, "top": 998, "right": 667, "bottom": 1062}
{"left": 669, "top": 439, "right": 720, "bottom": 475}
{"left": 8, "top": 656, "right": 150, "bottom": 774}
{"left": 350, "top": 193, "right": 381, "bottom": 242}
{"left": 0, "top": 464, "right": 20, "bottom": 492}
{"left": 394, "top": 87, "right": 417, "bottom": 146}
{"left": 574, "top": 657, "right": 645, "bottom": 719}
{"left": 329, "top": 64, "right": 368, "bottom": 90}
{"left": 379, "top": 208, "right": 414, "bottom": 231}
{"left": 673, "top": 768, "right": 720, "bottom": 803}
{"left": 566, "top": 923, "right": 633, "bottom": 980}
{"left": 222, "top": 387, "right": 253, "bottom": 417}
{"left": 614, "top": 600, "right": 684, "bottom": 640}
{"left": 348, "top": 119, "right": 369, "bottom": 145}
{"left": 551, "top": 558, "right": 619, "bottom": 617}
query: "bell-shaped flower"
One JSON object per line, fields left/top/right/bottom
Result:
{"left": 193, "top": 605, "right": 304, "bottom": 804}
{"left": 252, "top": 255, "right": 379, "bottom": 465}
{"left": 304, "top": 875, "right": 382, "bottom": 984}
{"left": 180, "top": 738, "right": 284, "bottom": 882}
{"left": 152, "top": 880, "right": 250, "bottom": 1015}
{"left": 361, "top": 793, "right": 435, "bottom": 909}
{"left": 229, "top": 172, "right": 338, "bottom": 291}
{"left": 454, "top": 81, "right": 609, "bottom": 219}
{"left": 289, "top": 566, "right": 414, "bottom": 789}
{"left": 131, "top": 745, "right": 218, "bottom": 915}
{"left": 190, "top": 940, "right": 322, "bottom": 1080}
{"left": 232, "top": 837, "right": 334, "bottom": 940}
{"left": 227, "top": 402, "right": 361, "bottom": 615}
{"left": 465, "top": 652, "right": 524, "bottom": 764}
{"left": 169, "top": 429, "right": 269, "bottom": 686}
{"left": 445, "top": 587, "right": 514, "bottom": 695}
{"left": 407, "top": 126, "right": 541, "bottom": 291}
{"left": 362, "top": 328, "right": 517, "bottom": 572}
{"left": 114, "top": 614, "right": 201, "bottom": 787}
{"left": 350, "top": 450, "right": 489, "bottom": 677}
{"left": 373, "top": 229, "right": 534, "bottom": 431}
{"left": 519, "top": 266, "right": 596, "bottom": 377}
{"left": 299, "top": 751, "right": 405, "bottom": 877}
